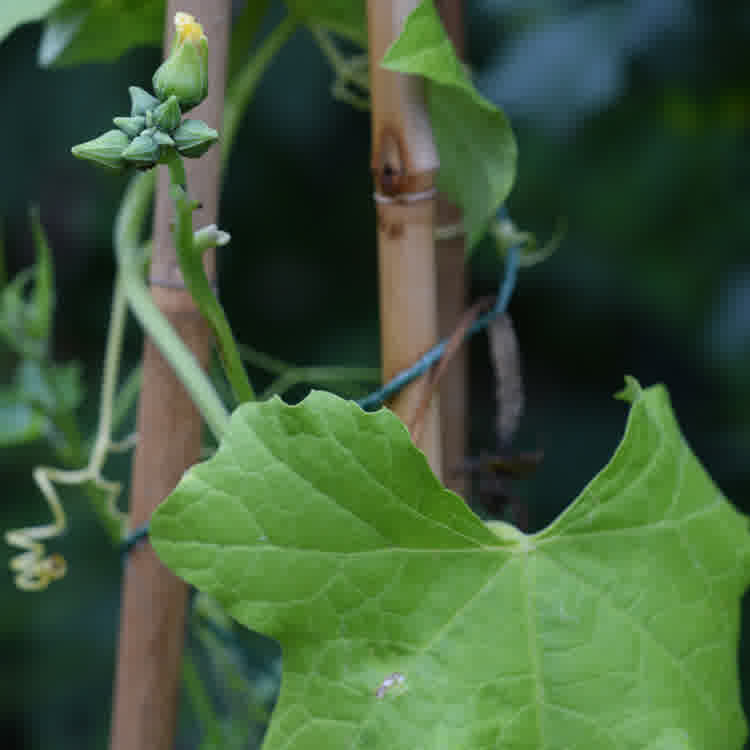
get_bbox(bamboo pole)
[367,0,443,477]
[435,0,467,496]
[109,2,231,749]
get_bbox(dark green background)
[1,0,748,747]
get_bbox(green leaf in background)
[227,0,272,80]
[284,0,366,46]
[16,359,83,415]
[38,0,163,68]
[382,0,517,249]
[0,390,47,446]
[0,0,62,47]
[28,206,54,345]
[0,209,55,360]
[152,380,750,750]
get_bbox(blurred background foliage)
[0,0,748,747]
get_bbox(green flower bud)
[129,86,160,117]
[121,133,160,167]
[153,130,175,147]
[151,95,182,133]
[152,12,208,112]
[71,129,129,170]
[113,115,145,138]
[173,118,218,158]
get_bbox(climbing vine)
[1,2,747,749]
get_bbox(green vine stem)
[110,14,303,435]
[110,364,142,431]
[166,151,254,404]
[115,169,230,440]
[237,344,380,400]
[5,273,133,590]
[6,14,305,590]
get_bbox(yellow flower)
[153,11,209,111]
[174,12,205,45]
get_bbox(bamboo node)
[375,129,405,194]
[373,187,437,205]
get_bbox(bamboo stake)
[367,0,443,477]
[109,2,231,749]
[435,0,467,496]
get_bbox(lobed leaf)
[153,379,749,750]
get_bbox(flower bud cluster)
[71,12,217,171]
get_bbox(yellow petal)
[174,11,205,44]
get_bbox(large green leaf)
[152,379,750,750]
[284,0,366,46]
[0,0,61,46]
[38,0,163,67]
[382,0,517,249]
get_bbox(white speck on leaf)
[375,672,405,699]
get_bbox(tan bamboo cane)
[109,2,231,748]
[367,0,443,477]
[435,0,468,497]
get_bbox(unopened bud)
[121,133,160,167]
[113,115,145,138]
[173,118,218,158]
[71,129,129,170]
[151,95,182,133]
[152,12,208,111]
[153,131,176,147]
[129,86,160,117]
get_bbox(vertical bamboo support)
[435,0,467,496]
[367,0,443,477]
[109,2,231,749]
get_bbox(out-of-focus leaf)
[16,360,83,415]
[0,390,47,446]
[0,210,54,359]
[0,0,62,47]
[476,1,693,133]
[47,361,84,414]
[38,0,163,68]
[0,269,37,358]
[228,0,272,80]
[28,206,54,345]
[284,0,366,46]
[16,360,55,412]
[383,0,517,248]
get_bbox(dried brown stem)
[409,297,492,449]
